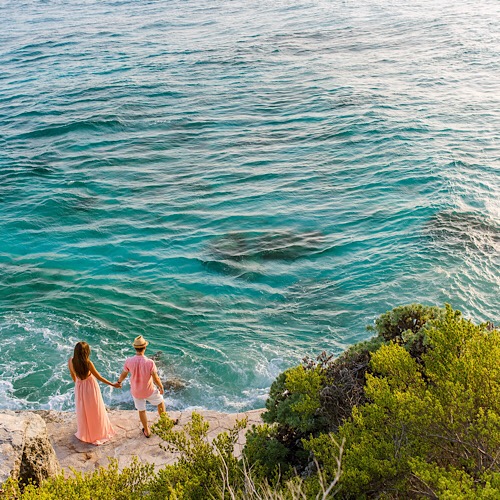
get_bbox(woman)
[68,341,118,445]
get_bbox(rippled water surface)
[0,0,499,411]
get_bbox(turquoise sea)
[0,0,498,412]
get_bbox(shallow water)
[0,0,499,411]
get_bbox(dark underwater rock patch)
[209,230,326,263]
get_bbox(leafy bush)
[247,303,445,480]
[0,458,155,500]
[150,411,342,499]
[369,303,443,356]
[256,364,327,473]
[150,412,246,499]
[246,303,500,498]
[305,304,500,498]
[318,337,384,433]
[243,423,291,480]
[264,365,325,433]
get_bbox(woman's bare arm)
[68,358,77,382]
[89,361,118,387]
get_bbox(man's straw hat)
[133,335,149,348]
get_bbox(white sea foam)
[0,380,27,410]
[43,392,74,411]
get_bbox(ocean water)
[0,0,498,412]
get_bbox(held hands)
[112,381,122,389]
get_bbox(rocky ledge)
[0,408,264,487]
[0,411,60,487]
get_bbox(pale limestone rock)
[0,411,60,487]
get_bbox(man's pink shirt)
[123,355,157,399]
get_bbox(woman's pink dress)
[74,374,115,445]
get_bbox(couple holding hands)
[68,335,168,444]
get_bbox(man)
[117,335,166,438]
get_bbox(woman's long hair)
[73,342,91,380]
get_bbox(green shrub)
[259,364,327,473]
[264,365,325,434]
[370,302,443,343]
[150,412,247,499]
[0,458,155,500]
[409,459,500,499]
[250,303,449,486]
[305,304,500,498]
[243,423,291,480]
[318,338,384,433]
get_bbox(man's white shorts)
[132,388,164,411]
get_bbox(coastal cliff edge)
[0,408,265,485]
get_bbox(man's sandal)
[142,428,150,438]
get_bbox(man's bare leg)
[139,410,150,437]
[157,401,165,415]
